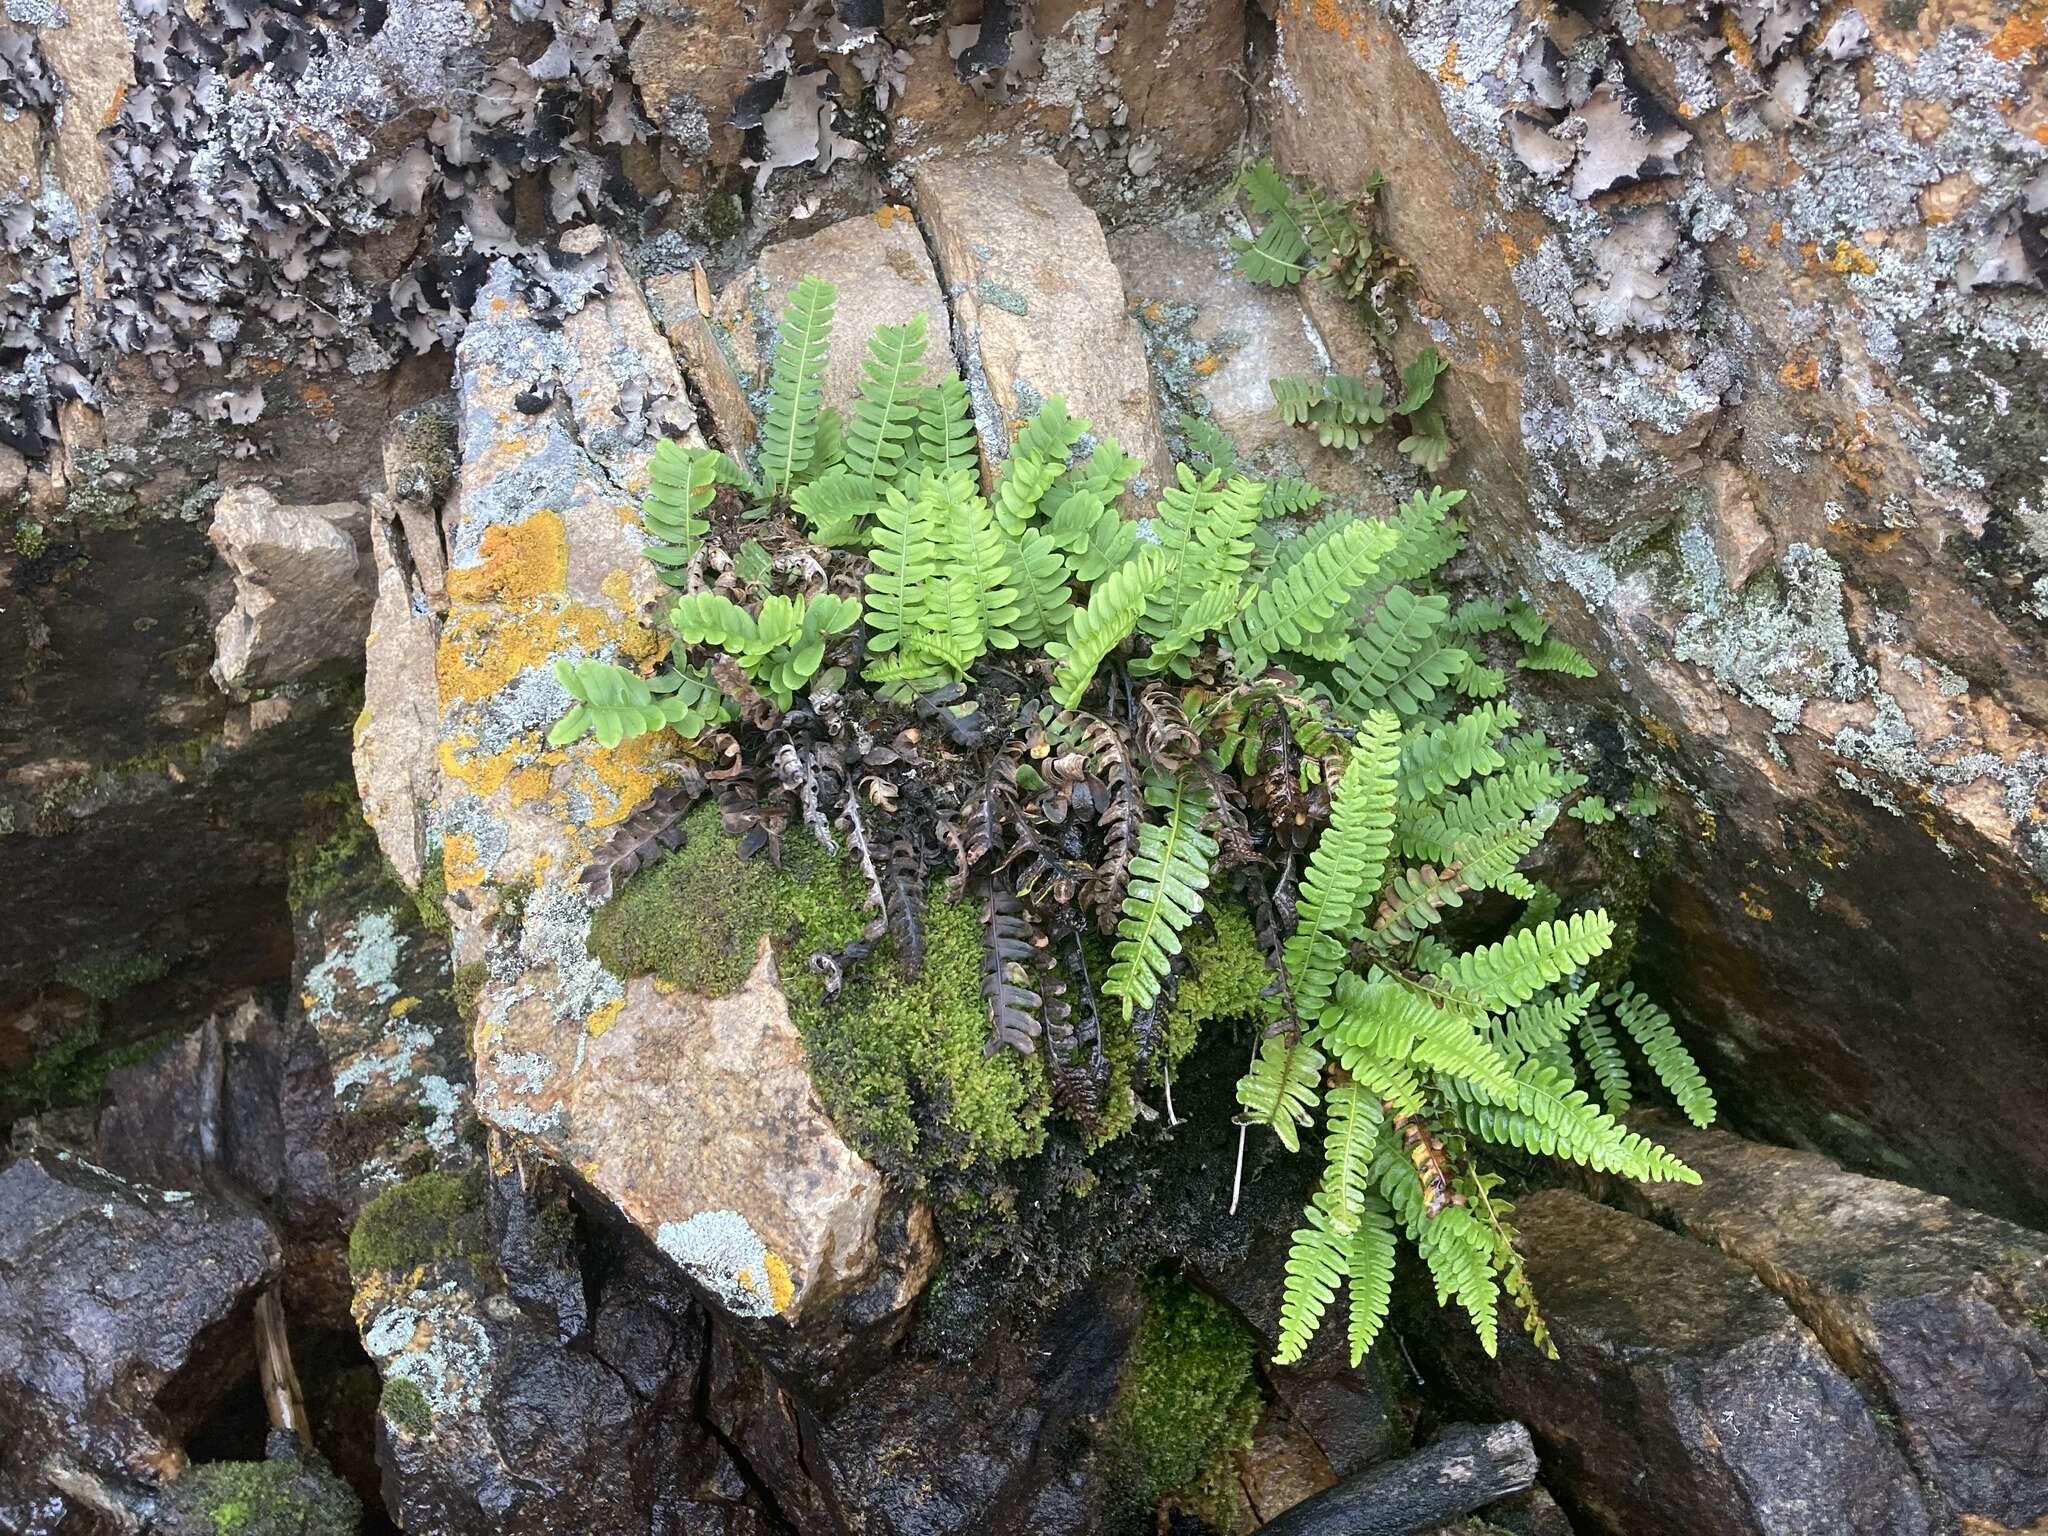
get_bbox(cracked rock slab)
[713,204,959,418]
[1616,1119,2048,1529]
[1414,1188,1931,1536]
[910,153,1172,494]
[355,502,444,889]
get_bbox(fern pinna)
[556,271,1712,1367]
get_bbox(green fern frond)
[1284,711,1401,1018]
[1322,1082,1385,1233]
[1143,465,1259,643]
[1451,598,1506,636]
[548,658,725,748]
[1276,1193,1347,1364]
[1226,518,1401,675]
[1504,600,1547,646]
[1237,1031,1325,1153]
[1607,982,1716,1126]
[1231,159,1311,287]
[1331,586,1452,716]
[1437,912,1616,1013]
[1129,582,1245,679]
[1376,486,1467,587]
[789,467,874,547]
[641,439,739,584]
[905,469,1019,674]
[759,275,837,495]
[918,373,978,476]
[1398,703,1521,801]
[1007,529,1074,650]
[1520,638,1598,678]
[1345,1194,1398,1365]
[1048,548,1169,710]
[1576,1004,1632,1116]
[845,312,928,492]
[1261,476,1325,519]
[1104,770,1218,1018]
[861,480,936,660]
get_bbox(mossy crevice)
[150,1441,361,1536]
[347,1170,491,1278]
[1100,1274,1263,1531]
[588,800,1050,1182]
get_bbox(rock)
[1612,1120,2048,1529]
[1411,1189,1931,1536]
[89,1012,228,1192]
[712,205,958,417]
[648,271,760,455]
[353,503,444,890]
[1261,0,2048,1223]
[0,1150,279,1527]
[1235,1409,1338,1524]
[911,154,1173,493]
[207,487,373,693]
[1107,220,1388,501]
[625,2,792,175]
[438,247,912,1334]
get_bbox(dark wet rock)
[1410,1189,1932,1536]
[1611,1118,2048,1529]
[0,1150,280,1531]
[151,1430,362,1535]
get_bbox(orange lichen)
[389,997,420,1018]
[1988,5,2045,62]
[1496,233,1522,267]
[1719,10,1755,70]
[1191,353,1223,376]
[442,831,485,890]
[301,383,334,419]
[1436,40,1463,83]
[1739,889,1773,921]
[1736,244,1763,269]
[873,205,914,230]
[1778,354,1820,390]
[447,511,570,606]
[584,999,625,1039]
[1824,240,1878,276]
[507,765,553,807]
[763,1252,796,1314]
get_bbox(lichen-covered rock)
[1261,0,2048,1223]
[1412,1189,1931,1536]
[353,501,445,890]
[713,205,959,416]
[1613,1119,2048,1529]
[0,1150,280,1531]
[911,153,1173,491]
[438,244,909,1334]
[207,486,373,693]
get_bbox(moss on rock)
[347,1170,490,1278]
[588,801,1049,1182]
[1160,905,1268,1074]
[1101,1274,1263,1528]
[378,1375,433,1438]
[150,1440,361,1536]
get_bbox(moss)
[55,944,168,1001]
[12,518,46,558]
[150,1446,361,1536]
[589,801,1049,1180]
[286,793,382,915]
[346,1170,490,1278]
[703,188,746,240]
[1,1016,184,1120]
[378,1376,433,1438]
[451,961,487,1020]
[1160,905,1268,1075]
[1101,1275,1263,1528]
[411,845,455,939]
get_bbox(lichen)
[1100,1274,1263,1529]
[346,1170,490,1278]
[588,801,1050,1180]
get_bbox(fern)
[1438,912,1616,1013]
[1230,159,1311,287]
[1048,548,1169,710]
[1237,1031,1324,1153]
[1143,465,1260,642]
[759,275,837,495]
[1226,518,1400,675]
[1520,638,1598,678]
[1283,712,1401,1019]
[1276,1193,1347,1363]
[549,658,726,747]
[845,312,928,491]
[641,440,741,584]
[1104,771,1217,1019]
[919,373,978,475]
[1607,983,1716,1126]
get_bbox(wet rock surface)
[0,1149,280,1531]
[1412,1188,1933,1536]
[1613,1118,2048,1529]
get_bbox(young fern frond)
[549,658,725,747]
[1231,159,1312,287]
[845,312,928,492]
[1047,548,1169,710]
[1006,530,1074,650]
[1344,1195,1398,1365]
[1104,771,1217,1019]
[1142,466,1260,643]
[1520,638,1598,678]
[789,467,873,547]
[641,439,737,583]
[759,275,837,495]
[1045,489,1137,583]
[1577,1004,1633,1116]
[862,479,935,661]
[1236,1032,1324,1153]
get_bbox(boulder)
[353,503,444,890]
[1614,1120,2048,1529]
[1411,1189,1932,1536]
[911,154,1173,493]
[1259,0,2048,1223]
[0,1150,280,1528]
[437,244,914,1333]
[712,204,959,416]
[208,487,373,693]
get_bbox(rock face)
[207,487,373,693]
[0,1150,280,1531]
[912,154,1174,490]
[1260,0,2048,1222]
[1614,1120,2048,1530]
[1415,1189,1932,1536]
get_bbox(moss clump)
[411,844,455,939]
[12,518,46,558]
[150,1443,361,1536]
[55,944,168,1001]
[451,961,487,1020]
[346,1170,490,1278]
[1160,905,1268,1075]
[286,795,382,915]
[703,188,746,240]
[589,801,1049,1180]
[1101,1275,1263,1529]
[378,1376,433,1438]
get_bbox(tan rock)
[713,205,958,416]
[649,270,759,454]
[438,246,911,1329]
[354,502,443,890]
[625,1,792,172]
[1234,1408,1338,1523]
[207,486,373,692]
[911,154,1172,494]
